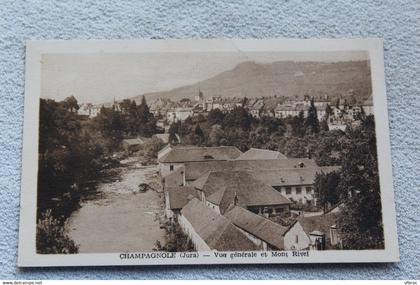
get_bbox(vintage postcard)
[18,39,399,266]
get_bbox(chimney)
[233,192,238,206]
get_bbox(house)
[178,158,339,205]
[153,133,180,144]
[224,206,310,250]
[236,148,287,160]
[158,145,242,177]
[248,99,264,118]
[250,166,340,205]
[293,211,342,250]
[78,103,100,118]
[189,171,292,216]
[122,138,145,153]
[182,158,319,183]
[165,186,200,220]
[166,107,193,123]
[162,167,185,189]
[179,198,258,251]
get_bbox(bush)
[154,222,195,252]
[36,210,79,254]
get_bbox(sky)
[41,51,369,104]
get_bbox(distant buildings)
[122,138,145,153]
[78,103,100,118]
[166,108,194,123]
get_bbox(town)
[79,91,374,133]
[71,90,375,252]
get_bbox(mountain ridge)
[127,60,372,104]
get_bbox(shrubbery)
[154,222,195,252]
[36,210,79,254]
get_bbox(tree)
[223,106,252,130]
[209,124,225,146]
[288,111,305,137]
[193,124,205,145]
[119,99,132,115]
[304,98,320,135]
[168,122,180,145]
[320,119,329,132]
[337,115,384,249]
[314,171,341,212]
[63,96,79,113]
[207,108,224,125]
[137,96,156,136]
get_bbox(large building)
[172,158,339,205]
[158,145,242,177]
[189,171,292,216]
[179,198,258,251]
[236,148,287,160]
[225,206,310,250]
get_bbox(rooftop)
[224,206,291,249]
[251,166,340,187]
[236,148,287,160]
[158,146,242,163]
[298,212,339,237]
[193,171,292,214]
[167,186,200,210]
[122,138,145,145]
[184,158,319,181]
[181,198,257,251]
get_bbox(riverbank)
[67,155,165,253]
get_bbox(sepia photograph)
[18,39,399,266]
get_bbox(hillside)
[129,60,372,103]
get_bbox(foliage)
[38,98,105,219]
[304,98,320,135]
[36,210,79,254]
[314,171,341,212]
[154,222,195,252]
[137,137,165,163]
[337,115,384,249]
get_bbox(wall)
[178,214,211,252]
[159,162,184,178]
[284,222,311,251]
[0,0,418,279]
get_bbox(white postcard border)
[18,38,399,267]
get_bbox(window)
[296,187,302,194]
[286,187,292,195]
[170,165,174,171]
[306,187,312,194]
[295,235,299,244]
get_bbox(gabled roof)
[184,158,319,181]
[298,212,339,237]
[251,166,340,187]
[181,198,257,251]
[236,148,287,160]
[197,171,292,214]
[158,146,242,163]
[122,138,145,145]
[167,186,200,210]
[163,166,185,186]
[224,206,290,249]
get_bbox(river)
[67,156,166,253]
